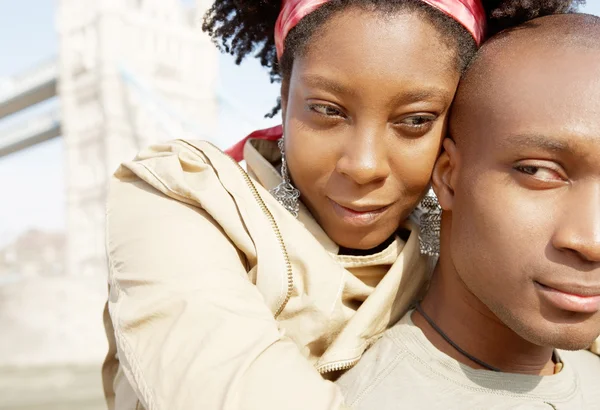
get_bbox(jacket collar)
[244,138,341,255]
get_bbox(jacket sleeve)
[106,174,348,410]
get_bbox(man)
[336,13,600,409]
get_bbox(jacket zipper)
[317,357,360,374]
[180,140,294,318]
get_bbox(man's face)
[446,41,600,350]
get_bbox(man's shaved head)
[433,12,600,352]
[451,13,600,149]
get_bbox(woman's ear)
[432,138,459,211]
[280,80,289,126]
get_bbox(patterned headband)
[274,0,487,58]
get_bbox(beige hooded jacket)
[101,138,432,410]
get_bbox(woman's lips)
[328,198,391,226]
[535,281,600,314]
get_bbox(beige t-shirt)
[337,311,600,409]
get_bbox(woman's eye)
[309,104,344,118]
[398,115,435,129]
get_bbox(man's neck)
[413,256,556,376]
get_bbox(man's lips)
[535,281,600,314]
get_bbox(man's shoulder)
[559,348,600,376]
[336,318,422,407]
[337,330,408,389]
[558,349,600,406]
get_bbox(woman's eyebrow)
[301,74,450,105]
[388,88,451,107]
[300,74,356,97]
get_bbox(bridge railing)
[0,107,61,157]
[0,59,58,120]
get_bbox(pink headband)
[226,0,487,161]
[275,0,486,58]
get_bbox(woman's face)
[282,8,461,250]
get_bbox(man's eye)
[517,165,539,175]
[514,165,564,181]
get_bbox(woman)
[102,1,579,409]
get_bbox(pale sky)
[0,0,279,245]
[0,1,599,246]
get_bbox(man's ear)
[432,138,459,211]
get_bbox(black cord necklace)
[415,302,501,372]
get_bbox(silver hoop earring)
[270,138,300,218]
[417,189,441,257]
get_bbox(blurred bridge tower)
[57,0,218,277]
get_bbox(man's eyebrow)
[500,133,579,155]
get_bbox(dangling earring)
[417,188,441,257]
[270,137,300,218]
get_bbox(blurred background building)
[0,0,278,408]
[0,1,599,409]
